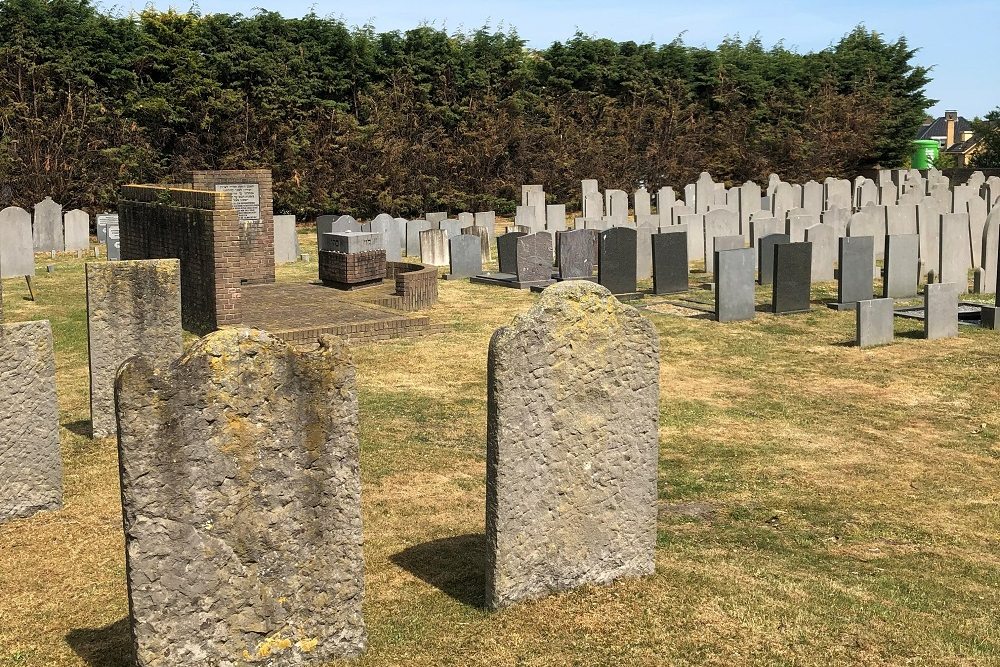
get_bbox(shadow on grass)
[63,419,93,438]
[391,533,486,609]
[66,617,131,667]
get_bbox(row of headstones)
[0,205,121,279]
[1,261,658,664]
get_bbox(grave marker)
[856,299,895,348]
[715,248,755,322]
[652,230,689,294]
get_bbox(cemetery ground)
[1,229,999,667]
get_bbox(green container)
[911,139,940,169]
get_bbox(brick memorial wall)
[118,185,242,332]
[190,169,275,285]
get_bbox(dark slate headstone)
[833,236,874,308]
[883,234,919,298]
[757,233,789,284]
[651,232,688,294]
[771,242,812,314]
[715,248,755,322]
[515,233,553,283]
[598,227,638,295]
[557,229,594,280]
[106,223,121,261]
[445,234,483,280]
[497,231,528,274]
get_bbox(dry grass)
[1,230,999,666]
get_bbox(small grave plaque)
[214,183,261,222]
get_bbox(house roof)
[915,115,973,141]
[943,135,981,154]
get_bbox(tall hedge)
[0,0,934,217]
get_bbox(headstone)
[445,235,483,280]
[33,197,63,252]
[273,214,299,264]
[96,213,118,244]
[497,232,528,274]
[0,207,35,278]
[462,225,492,263]
[802,181,823,213]
[825,178,852,210]
[771,242,812,314]
[924,283,959,339]
[656,187,676,219]
[715,248,755,322]
[703,209,739,274]
[885,204,918,236]
[804,224,835,281]
[939,213,971,288]
[711,235,744,274]
[581,180,599,217]
[917,199,944,273]
[458,211,475,226]
[737,181,762,240]
[598,227,638,295]
[64,209,90,251]
[695,172,715,213]
[419,229,449,267]
[857,179,879,207]
[116,329,367,663]
[856,299,894,348]
[883,235,920,298]
[757,233,789,285]
[652,230,688,294]
[515,205,541,233]
[678,214,705,262]
[426,212,448,225]
[406,220,432,257]
[978,208,999,293]
[634,188,651,217]
[684,183,696,209]
[515,233,554,283]
[486,281,658,609]
[106,222,121,261]
[787,213,820,244]
[474,211,497,245]
[86,260,184,439]
[848,207,886,261]
[822,207,850,238]
[369,216,402,262]
[771,182,795,221]
[0,320,61,522]
[833,236,874,309]
[606,190,628,224]
[967,195,988,268]
[669,205,693,227]
[557,229,595,280]
[439,219,464,239]
[546,204,567,233]
[636,222,656,281]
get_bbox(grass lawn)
[1,228,999,666]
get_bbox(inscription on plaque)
[215,183,261,221]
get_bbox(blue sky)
[114,0,999,119]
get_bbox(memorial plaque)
[757,233,789,285]
[652,232,688,294]
[598,227,638,295]
[771,242,812,314]
[215,183,261,222]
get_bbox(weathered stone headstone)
[486,281,658,609]
[584,192,604,220]
[757,233,789,285]
[419,229,450,267]
[474,211,497,244]
[883,235,919,298]
[802,180,823,213]
[804,224,835,281]
[462,224,492,263]
[445,235,483,280]
[669,204,693,227]
[786,213,819,244]
[678,213,705,262]
[498,231,528,274]
[822,207,850,238]
[924,283,959,339]
[556,229,595,280]
[856,299,894,348]
[967,195,988,268]
[458,211,475,226]
[831,236,875,310]
[406,220,432,257]
[426,211,448,225]
[33,197,64,252]
[86,260,184,439]
[715,248,755,322]
[0,206,35,278]
[771,242,812,313]
[939,213,971,288]
[737,181,762,240]
[0,320,61,522]
[116,329,366,663]
[636,222,656,281]
[978,208,999,293]
[848,207,886,261]
[651,230,688,294]
[695,172,715,214]
[634,188,651,218]
[581,180,600,216]
[886,204,918,237]
[656,187,676,219]
[825,178,852,210]
[703,209,739,274]
[438,219,463,240]
[273,215,299,264]
[515,233,554,283]
[606,190,629,224]
[64,209,90,252]
[771,182,795,221]
[546,204,567,234]
[598,227,638,295]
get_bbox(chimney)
[945,110,957,149]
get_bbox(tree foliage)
[0,0,935,216]
[970,108,1000,168]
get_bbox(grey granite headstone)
[598,226,638,295]
[86,260,184,439]
[546,204,567,233]
[474,211,497,245]
[462,224,491,263]
[715,248,755,322]
[106,223,121,261]
[832,236,875,309]
[457,211,474,226]
[584,192,604,220]
[497,231,528,274]
[652,231,688,294]
[419,228,449,267]
[486,281,658,609]
[711,235,744,275]
[406,220,432,257]
[96,213,117,244]
[678,213,705,262]
[33,197,63,252]
[64,209,90,252]
[704,209,739,273]
[273,214,299,264]
[979,207,999,293]
[0,206,35,278]
[606,190,629,224]
[805,224,835,281]
[771,242,812,314]
[939,213,971,287]
[924,283,959,339]
[557,229,595,280]
[115,329,366,664]
[445,234,483,280]
[695,172,715,213]
[0,320,61,522]
[515,233,553,282]
[440,219,464,239]
[426,211,448,225]
[883,234,919,298]
[636,222,656,280]
[856,299,894,348]
[757,233,789,285]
